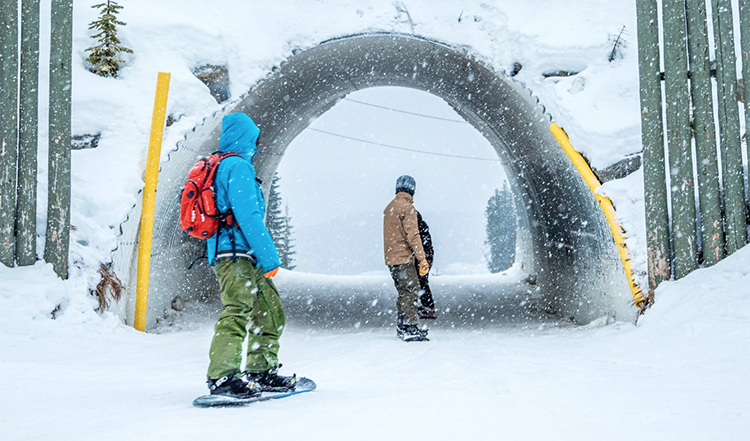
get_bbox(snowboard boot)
[244,365,297,393]
[418,306,437,320]
[397,323,429,342]
[207,370,261,399]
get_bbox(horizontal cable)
[307,127,500,162]
[343,98,469,124]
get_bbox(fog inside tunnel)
[276,86,513,276]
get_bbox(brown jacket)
[383,192,426,266]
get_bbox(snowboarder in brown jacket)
[383,175,430,341]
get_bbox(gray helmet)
[395,175,416,196]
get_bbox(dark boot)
[245,365,297,392]
[397,323,429,342]
[207,370,261,398]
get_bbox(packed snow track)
[113,33,633,329]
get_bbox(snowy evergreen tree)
[266,174,285,247]
[266,174,296,270]
[485,182,517,273]
[85,1,133,78]
[278,204,297,270]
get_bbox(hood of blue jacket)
[219,113,259,161]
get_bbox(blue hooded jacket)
[206,113,281,272]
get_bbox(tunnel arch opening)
[275,85,514,276]
[114,32,634,330]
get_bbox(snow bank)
[0,262,120,335]
[641,244,750,335]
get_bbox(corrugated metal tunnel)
[113,33,634,330]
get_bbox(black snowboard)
[401,335,430,342]
[193,377,316,408]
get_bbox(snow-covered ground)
[2,246,749,440]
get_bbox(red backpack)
[180,152,240,239]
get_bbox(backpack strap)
[212,151,243,263]
[188,251,207,270]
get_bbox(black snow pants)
[415,261,434,310]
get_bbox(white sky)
[276,87,509,275]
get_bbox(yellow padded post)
[134,72,171,332]
[549,123,647,310]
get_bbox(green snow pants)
[388,262,420,325]
[207,258,286,380]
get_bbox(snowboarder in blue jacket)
[205,113,296,398]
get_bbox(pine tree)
[485,182,517,273]
[265,174,296,270]
[279,204,296,270]
[85,1,133,78]
[266,174,285,245]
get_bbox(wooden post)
[712,0,747,255]
[16,0,41,267]
[663,0,698,279]
[685,0,723,265]
[0,0,19,267]
[739,0,750,204]
[637,0,671,294]
[45,0,73,279]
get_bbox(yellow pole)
[549,123,647,310]
[134,72,171,331]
